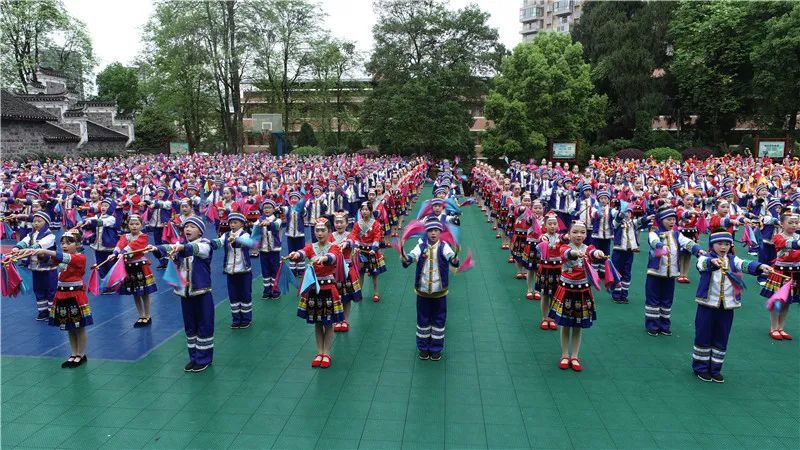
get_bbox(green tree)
[140,0,219,153]
[248,0,327,142]
[669,1,792,144]
[0,0,95,94]
[572,1,677,139]
[362,0,503,158]
[483,33,606,162]
[96,62,140,114]
[296,122,317,146]
[750,2,800,142]
[132,107,176,152]
[307,38,363,149]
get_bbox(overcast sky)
[63,0,521,73]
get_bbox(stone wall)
[78,140,127,154]
[0,121,74,159]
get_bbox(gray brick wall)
[0,121,74,159]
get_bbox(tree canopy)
[482,32,607,162]
[361,0,504,158]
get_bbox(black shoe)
[238,322,251,329]
[619,298,629,304]
[696,373,713,382]
[73,355,87,367]
[647,330,659,337]
[711,374,725,383]
[140,318,152,327]
[430,352,442,361]
[612,298,623,304]
[157,263,167,270]
[192,363,210,372]
[36,311,49,321]
[660,330,672,336]
[62,356,77,368]
[418,351,430,360]
[262,292,271,300]
[184,361,196,372]
[230,323,240,329]
[133,318,145,328]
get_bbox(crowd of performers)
[1,154,432,371]
[471,155,797,383]
[2,152,798,384]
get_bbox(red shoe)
[320,354,331,369]
[333,323,342,332]
[495,233,501,238]
[770,330,783,340]
[391,232,398,238]
[558,357,570,370]
[341,322,350,332]
[539,320,549,330]
[676,276,690,284]
[373,294,380,302]
[507,257,515,264]
[570,358,583,372]
[311,354,323,367]
[549,320,558,330]
[526,292,535,300]
[515,273,525,279]
[534,292,542,300]
[779,330,793,340]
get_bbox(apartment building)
[520,0,583,41]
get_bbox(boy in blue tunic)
[692,230,773,383]
[401,216,460,361]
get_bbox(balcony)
[521,20,542,34]
[554,1,573,15]
[556,23,571,33]
[519,5,544,21]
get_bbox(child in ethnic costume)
[156,217,215,372]
[524,199,544,300]
[349,201,387,302]
[510,195,533,281]
[332,211,362,332]
[284,191,306,274]
[676,192,700,283]
[401,216,460,361]
[288,218,344,369]
[211,213,255,328]
[645,206,703,337]
[11,211,57,320]
[80,198,118,279]
[549,220,607,372]
[610,203,652,304]
[693,230,772,383]
[257,200,282,299]
[536,213,562,330]
[112,214,158,327]
[760,209,800,340]
[34,231,93,368]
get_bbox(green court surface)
[2,186,799,449]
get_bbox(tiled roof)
[77,100,116,108]
[86,120,128,142]
[37,67,68,78]
[64,109,85,118]
[15,93,69,102]
[42,123,81,142]
[1,90,58,122]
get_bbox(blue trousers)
[757,243,776,283]
[692,306,733,376]
[593,238,611,274]
[611,250,634,300]
[287,236,306,272]
[227,272,253,325]
[259,251,281,298]
[181,292,214,365]
[416,295,447,353]
[32,270,57,313]
[645,275,675,332]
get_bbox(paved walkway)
[2,186,798,449]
